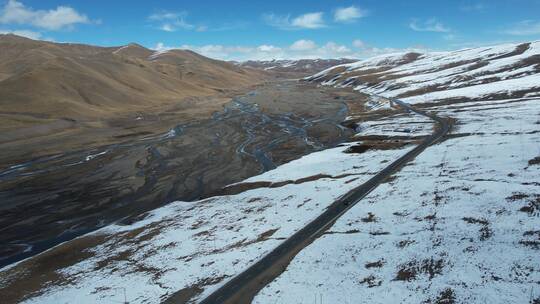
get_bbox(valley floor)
[0,81,358,268]
[1,92,538,304]
[2,89,539,304]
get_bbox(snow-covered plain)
[351,109,434,138]
[254,97,540,304]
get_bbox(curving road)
[198,97,451,304]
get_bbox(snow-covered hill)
[239,58,356,76]
[259,40,540,304]
[306,41,540,104]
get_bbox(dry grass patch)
[528,156,540,166]
[395,258,445,281]
[359,275,382,288]
[0,235,107,303]
[365,260,385,269]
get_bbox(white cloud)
[320,42,351,55]
[154,42,167,51]
[0,28,41,39]
[149,11,243,32]
[151,39,424,62]
[32,6,89,30]
[352,39,365,48]
[148,11,196,31]
[196,25,208,32]
[290,39,317,51]
[160,24,176,32]
[262,13,289,29]
[350,40,429,60]
[257,44,282,52]
[409,18,451,33]
[501,20,540,36]
[148,12,182,21]
[291,12,325,29]
[460,3,486,12]
[153,43,270,61]
[263,12,325,30]
[447,39,519,49]
[334,6,367,23]
[443,33,457,41]
[0,0,90,30]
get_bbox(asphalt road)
[198,98,451,304]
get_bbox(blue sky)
[1,0,540,60]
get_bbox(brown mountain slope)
[0,34,264,122]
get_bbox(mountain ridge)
[237,58,357,77]
[305,40,540,104]
[0,34,265,124]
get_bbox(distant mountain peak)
[126,42,148,49]
[113,43,152,57]
[239,58,357,76]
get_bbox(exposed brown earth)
[0,234,108,303]
[219,172,364,196]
